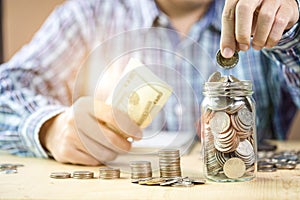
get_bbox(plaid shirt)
[0,0,299,158]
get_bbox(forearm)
[0,85,66,157]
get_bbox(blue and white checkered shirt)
[0,0,299,158]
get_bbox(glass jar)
[201,80,257,182]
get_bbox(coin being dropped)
[216,49,239,69]
[223,158,246,179]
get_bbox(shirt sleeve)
[0,0,97,157]
[262,2,300,108]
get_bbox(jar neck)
[203,81,253,97]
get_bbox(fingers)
[93,99,142,140]
[73,105,133,154]
[264,6,290,48]
[220,0,239,58]
[61,148,101,166]
[76,130,119,163]
[235,0,262,51]
[221,0,299,54]
[252,0,280,50]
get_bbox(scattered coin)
[216,49,239,69]
[0,163,24,174]
[258,150,299,172]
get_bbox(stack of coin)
[158,149,181,178]
[130,161,152,179]
[72,171,94,179]
[99,168,120,179]
[50,172,71,179]
[202,72,256,180]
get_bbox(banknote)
[106,58,173,129]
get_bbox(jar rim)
[203,80,253,96]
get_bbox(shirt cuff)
[19,105,67,158]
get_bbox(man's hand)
[40,96,142,165]
[220,0,299,58]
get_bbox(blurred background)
[0,0,298,139]
[0,0,64,62]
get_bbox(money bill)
[106,58,172,129]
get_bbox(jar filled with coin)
[200,71,257,182]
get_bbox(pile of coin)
[130,161,152,179]
[202,72,256,181]
[0,163,24,174]
[158,149,182,178]
[99,168,120,179]
[258,150,300,172]
[131,176,205,187]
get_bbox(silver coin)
[228,75,240,82]
[0,169,18,174]
[258,167,277,172]
[208,71,222,82]
[209,111,231,134]
[50,172,71,179]
[216,49,239,69]
[237,107,253,127]
[171,181,194,187]
[72,171,94,179]
[160,178,180,186]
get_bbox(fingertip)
[221,47,235,58]
[238,43,249,51]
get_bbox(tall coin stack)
[130,161,152,179]
[158,149,182,178]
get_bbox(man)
[0,0,299,165]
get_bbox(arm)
[0,0,94,157]
[0,0,142,165]
[220,0,300,107]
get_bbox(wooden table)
[1,140,300,200]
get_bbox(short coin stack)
[50,172,72,179]
[158,149,181,178]
[99,168,120,179]
[72,171,94,179]
[130,161,152,179]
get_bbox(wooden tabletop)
[1,140,300,200]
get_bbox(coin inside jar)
[223,157,246,179]
[216,49,239,69]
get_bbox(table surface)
[1,140,300,200]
